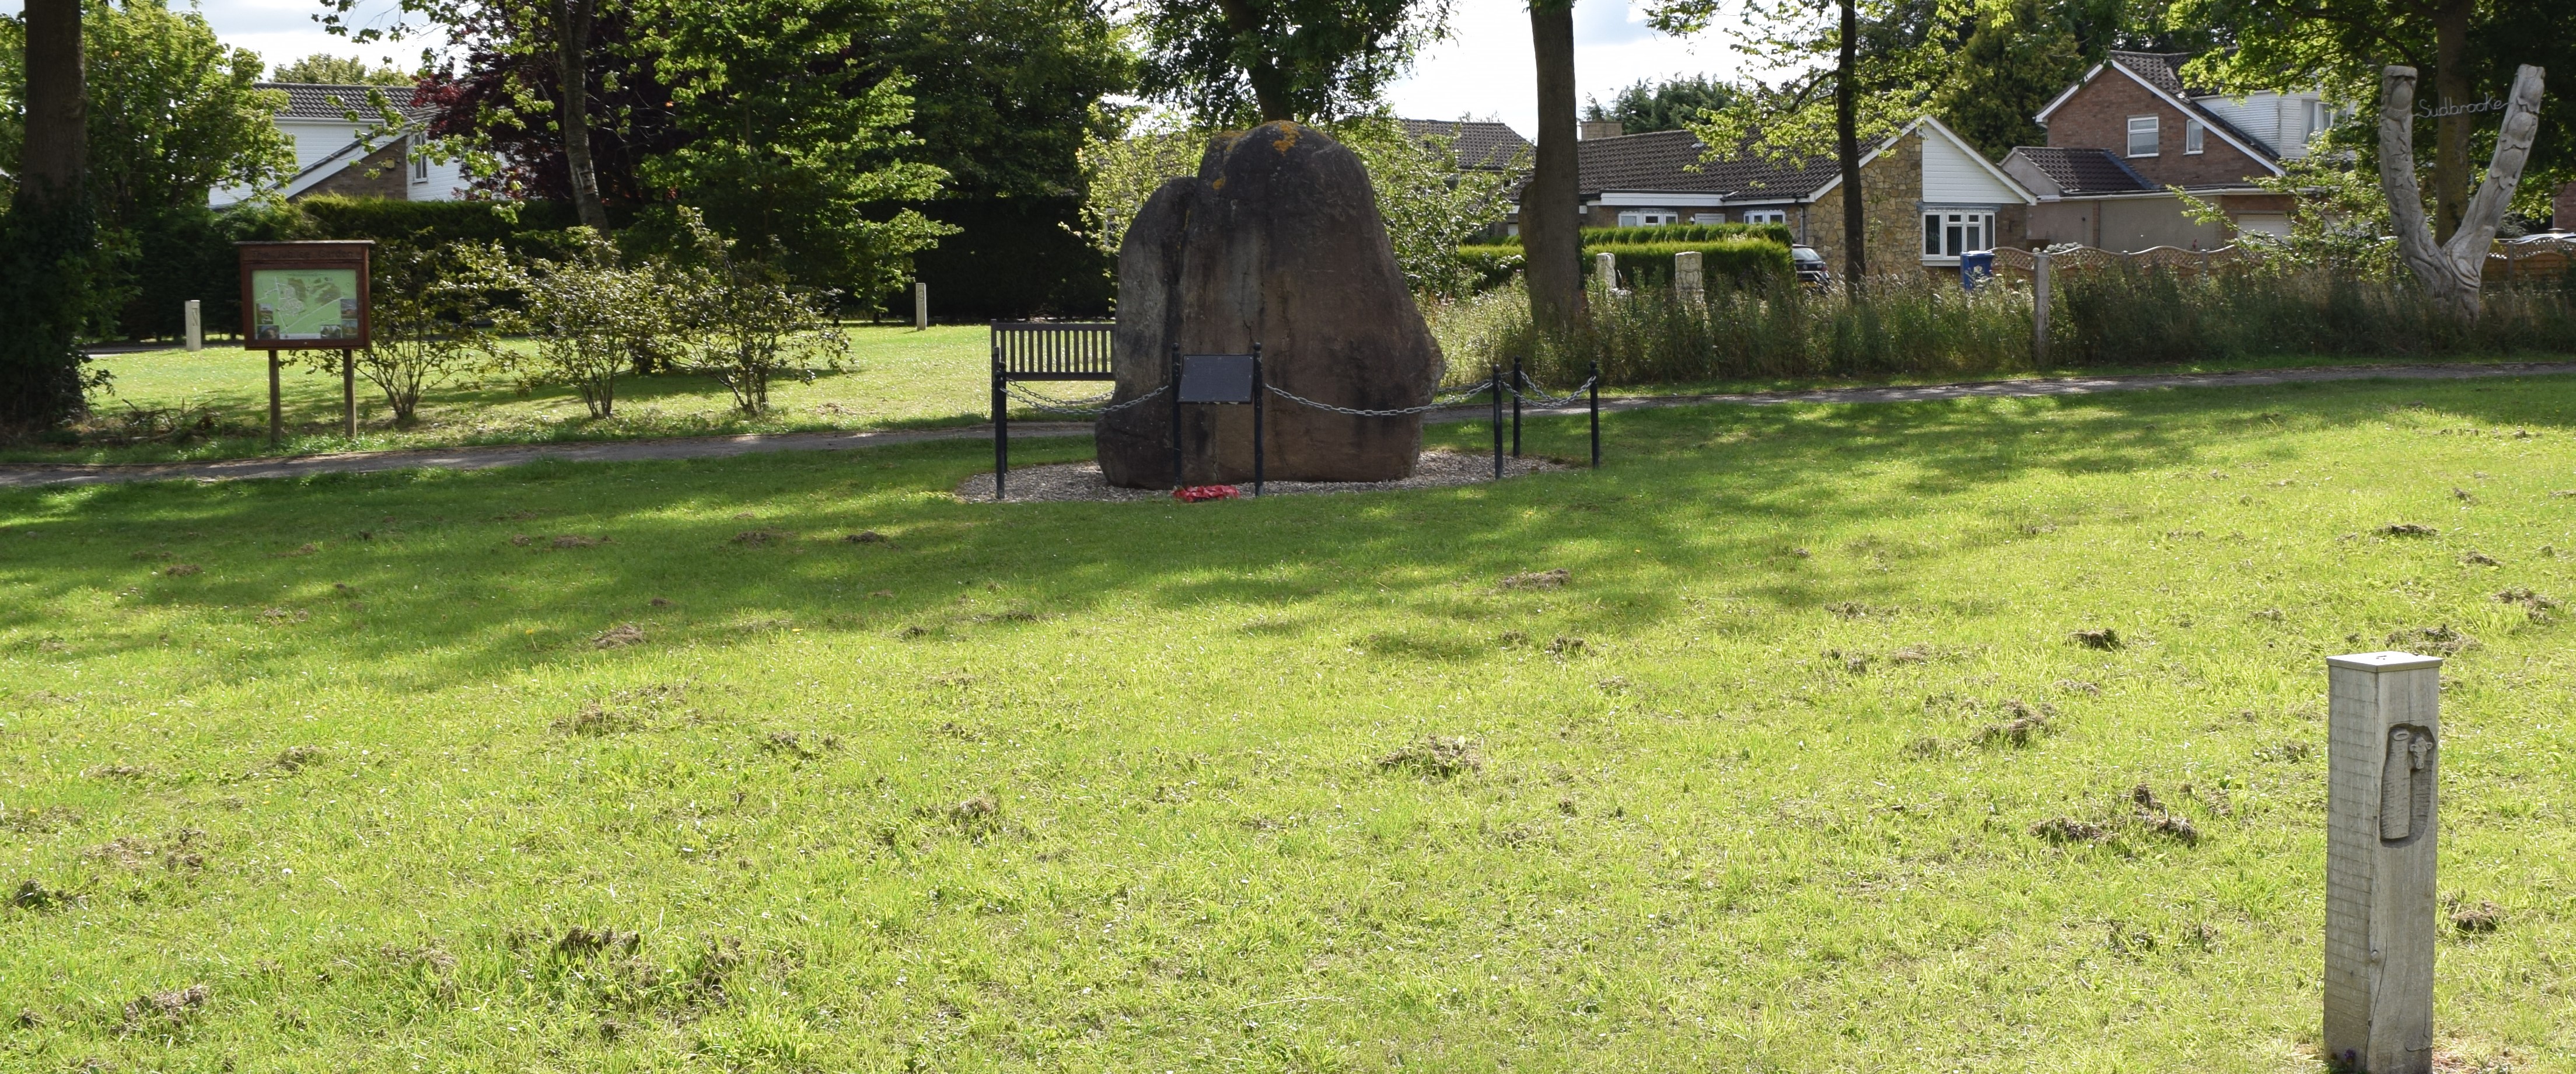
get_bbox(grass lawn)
[3,376,2572,1071]
[20,325,1000,465]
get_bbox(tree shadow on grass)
[2,376,2570,678]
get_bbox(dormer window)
[2184,118,2204,154]
[2127,116,2159,157]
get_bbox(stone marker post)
[1594,251,1617,293]
[913,281,928,331]
[2031,252,2051,371]
[1673,250,1704,305]
[2325,650,2442,1074]
[184,299,203,351]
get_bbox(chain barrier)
[1262,382,1492,417]
[1003,382,1167,417]
[1509,371,1599,407]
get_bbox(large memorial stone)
[1097,122,1444,486]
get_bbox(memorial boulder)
[1097,123,1444,486]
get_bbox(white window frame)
[1740,209,1788,225]
[2184,118,2204,155]
[2308,100,2337,142]
[2127,116,2160,157]
[1921,208,1997,263]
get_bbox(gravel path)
[5,360,2570,489]
[953,449,1570,503]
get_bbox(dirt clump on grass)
[554,926,642,958]
[2451,899,2504,934]
[845,530,892,545]
[2386,624,2477,655]
[1500,568,1569,590]
[1974,700,2057,747]
[2030,817,2107,844]
[2460,550,2501,567]
[2,806,82,834]
[1377,735,1483,777]
[118,984,209,1035]
[2068,627,2120,650]
[761,731,838,759]
[2494,588,2560,619]
[274,745,326,772]
[160,563,202,577]
[550,535,602,550]
[1889,644,1932,664]
[592,623,647,650]
[2381,522,2439,538]
[12,879,75,911]
[729,530,789,547]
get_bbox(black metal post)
[1168,345,1184,490]
[1490,365,1504,481]
[1510,355,1522,457]
[1251,344,1265,496]
[991,340,1008,501]
[1589,360,1601,469]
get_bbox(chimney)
[1580,120,1624,141]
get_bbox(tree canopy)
[272,53,417,85]
[1584,75,1735,135]
[1133,0,1453,125]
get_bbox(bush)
[1582,239,1793,289]
[1458,245,1527,291]
[668,208,848,414]
[1428,270,2576,388]
[462,232,670,419]
[343,246,501,424]
[899,196,1112,321]
[1488,222,1795,247]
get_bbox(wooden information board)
[237,240,375,442]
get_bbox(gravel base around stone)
[955,449,1570,503]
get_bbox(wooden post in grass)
[2325,650,2442,1074]
[2032,250,2051,371]
[184,300,202,351]
[1674,250,1704,305]
[1594,251,1617,294]
[341,349,357,439]
[267,350,282,447]
[913,281,928,331]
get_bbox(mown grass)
[17,325,998,465]
[2,377,2572,1072]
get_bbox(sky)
[8,0,1749,141]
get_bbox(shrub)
[344,246,501,424]
[1488,222,1795,247]
[463,231,669,419]
[667,208,848,414]
[1458,245,1527,291]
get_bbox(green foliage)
[463,231,671,419]
[0,197,111,430]
[2172,158,2397,278]
[1651,0,1951,167]
[858,0,1133,198]
[295,196,588,253]
[1435,270,2576,385]
[348,246,503,424]
[1582,74,1735,135]
[666,208,849,415]
[113,199,310,340]
[903,196,1113,321]
[1935,0,2087,159]
[1457,243,1526,291]
[270,53,416,86]
[1133,0,1454,124]
[1080,117,1522,300]
[638,0,955,310]
[1490,222,1796,247]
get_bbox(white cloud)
[1383,0,1749,138]
[0,0,427,76]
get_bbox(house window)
[2127,116,2159,156]
[1741,209,1787,224]
[413,154,430,180]
[1617,209,1683,227]
[1921,211,1996,260]
[1691,212,1726,225]
[2184,119,2204,154]
[2307,100,2338,141]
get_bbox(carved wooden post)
[184,299,203,351]
[913,281,929,331]
[2325,650,2442,1074]
[1594,250,1617,294]
[2378,64,2547,322]
[2032,250,2051,371]
[1673,249,1704,305]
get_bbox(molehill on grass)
[1096,123,1443,487]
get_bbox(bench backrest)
[992,322,1116,381]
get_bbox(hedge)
[1584,239,1793,288]
[1490,222,1796,247]
[894,196,1112,322]
[1459,238,1791,293]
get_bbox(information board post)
[237,240,373,447]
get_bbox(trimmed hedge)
[1491,222,1795,247]
[1584,239,1792,288]
[896,196,1113,321]
[1459,245,1528,291]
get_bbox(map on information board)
[250,268,362,341]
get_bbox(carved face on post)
[2379,725,2435,844]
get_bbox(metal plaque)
[1177,354,1258,403]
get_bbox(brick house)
[1532,114,2035,280]
[2002,52,2322,250]
[210,83,469,206]
[1402,118,1533,240]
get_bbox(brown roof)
[1399,119,1533,172]
[260,83,434,124]
[2107,52,2197,97]
[1574,128,1836,201]
[2010,147,2155,194]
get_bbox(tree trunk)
[1525,2,1585,332]
[1214,0,1294,123]
[2378,64,2547,323]
[2430,0,2473,243]
[20,0,85,204]
[551,0,610,231]
[1836,0,1866,298]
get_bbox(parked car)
[1790,245,1831,287]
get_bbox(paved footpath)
[6,360,2571,489]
